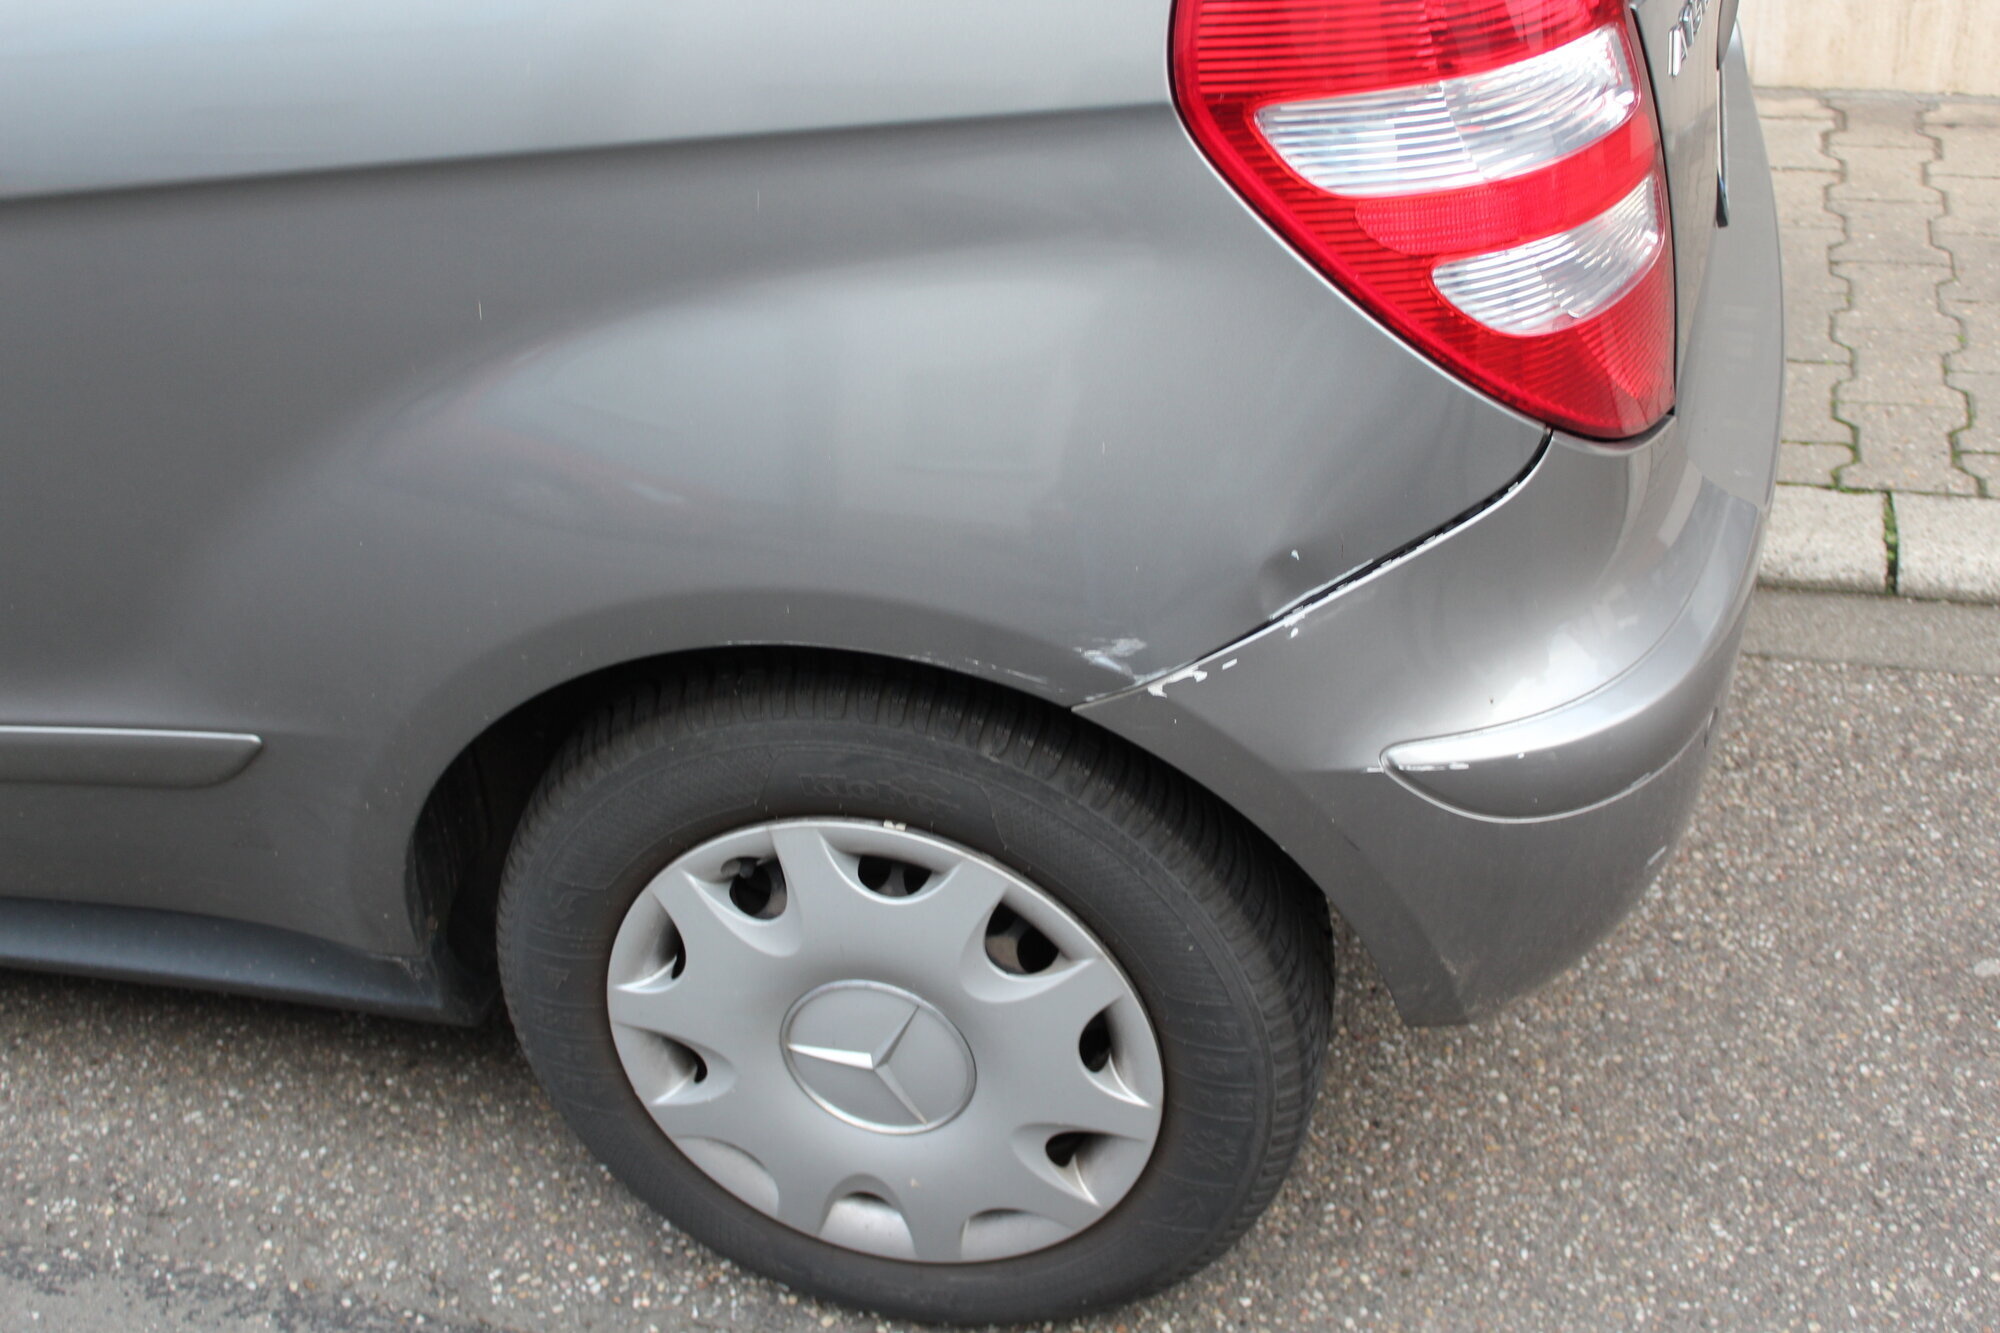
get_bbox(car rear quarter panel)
[0,2,1541,960]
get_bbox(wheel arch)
[403,644,1345,1007]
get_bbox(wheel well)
[407,646,1336,989]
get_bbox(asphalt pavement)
[2,591,1996,1332]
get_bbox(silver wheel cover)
[605,819,1165,1263]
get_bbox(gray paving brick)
[1757,91,1836,122]
[1934,175,2000,237]
[1826,96,1932,149]
[1778,228,1848,293]
[1946,299,2000,374]
[1836,258,1953,309]
[1829,202,1952,265]
[1762,118,1839,171]
[1926,102,2000,128]
[1783,361,1851,441]
[1961,453,1999,494]
[1785,283,1851,364]
[1759,486,1886,592]
[1828,146,1938,204]
[1835,256,1955,317]
[1930,125,2000,179]
[1832,265,1959,342]
[1842,402,1979,494]
[1772,170,1843,223]
[1777,442,1853,486]
[1933,235,2000,301]
[1951,372,2000,452]
[1895,495,2000,600]
[1838,350,1964,407]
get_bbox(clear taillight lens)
[1173,0,1674,439]
[1253,27,1639,198]
[1435,177,1665,335]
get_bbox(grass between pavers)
[1883,492,1901,592]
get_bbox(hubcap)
[781,981,975,1134]
[605,819,1164,1263]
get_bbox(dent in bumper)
[1380,489,1751,824]
[1078,432,1763,1025]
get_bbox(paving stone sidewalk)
[1757,89,2000,602]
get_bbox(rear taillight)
[1172,0,1674,439]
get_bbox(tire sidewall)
[501,711,1288,1324]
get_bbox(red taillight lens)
[1172,0,1674,439]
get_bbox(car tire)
[496,655,1332,1325]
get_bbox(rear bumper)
[1077,47,1782,1024]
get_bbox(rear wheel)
[497,657,1331,1324]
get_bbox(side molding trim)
[0,725,262,788]
[0,898,492,1026]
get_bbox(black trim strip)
[0,898,492,1025]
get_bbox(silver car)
[0,0,1778,1322]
